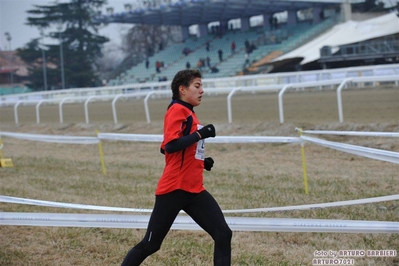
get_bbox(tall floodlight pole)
[5,32,11,50]
[42,49,47,90]
[40,31,48,91]
[58,24,66,89]
[4,32,14,85]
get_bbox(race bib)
[195,125,205,160]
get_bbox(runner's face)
[180,77,204,106]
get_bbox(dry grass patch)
[0,86,398,265]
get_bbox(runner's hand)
[197,124,216,139]
[204,157,214,171]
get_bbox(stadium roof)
[272,12,399,65]
[94,0,347,26]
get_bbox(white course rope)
[300,135,399,164]
[97,133,163,142]
[0,131,99,145]
[0,195,152,213]
[300,129,399,137]
[0,212,398,233]
[222,194,399,213]
[97,133,301,144]
[1,194,398,214]
[1,131,301,144]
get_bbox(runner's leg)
[184,190,232,266]
[121,191,183,266]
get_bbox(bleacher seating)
[0,86,31,95]
[109,17,338,84]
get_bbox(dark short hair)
[171,69,202,100]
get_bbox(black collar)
[170,99,194,111]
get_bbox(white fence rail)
[277,75,399,124]
[2,64,398,105]
[2,64,399,125]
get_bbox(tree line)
[17,0,179,91]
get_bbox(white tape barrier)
[1,131,301,144]
[0,131,99,145]
[208,136,301,143]
[97,133,301,144]
[222,194,399,214]
[97,133,163,142]
[300,130,399,138]
[1,194,398,214]
[301,135,399,164]
[0,195,152,213]
[1,212,398,233]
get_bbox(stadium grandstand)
[91,0,399,85]
[0,0,397,94]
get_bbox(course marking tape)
[1,131,301,144]
[299,129,399,138]
[300,135,399,164]
[1,194,398,214]
[97,133,302,143]
[0,131,99,144]
[1,212,398,233]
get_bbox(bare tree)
[105,24,181,79]
[122,24,182,61]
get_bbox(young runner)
[121,69,232,266]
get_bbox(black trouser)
[121,190,232,266]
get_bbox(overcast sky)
[0,0,131,51]
[1,0,398,51]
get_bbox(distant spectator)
[217,26,223,38]
[210,65,219,73]
[197,59,204,70]
[182,47,191,56]
[244,54,250,67]
[145,59,149,69]
[218,49,223,62]
[156,61,161,73]
[186,61,191,69]
[273,16,278,29]
[245,46,250,55]
[231,41,236,54]
[269,15,274,30]
[205,41,210,52]
[206,56,211,68]
[245,39,250,50]
[319,10,325,20]
[147,46,154,57]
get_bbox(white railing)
[2,64,398,106]
[7,74,398,125]
[2,65,399,125]
[277,75,399,124]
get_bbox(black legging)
[121,190,232,266]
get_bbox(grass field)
[0,86,398,265]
